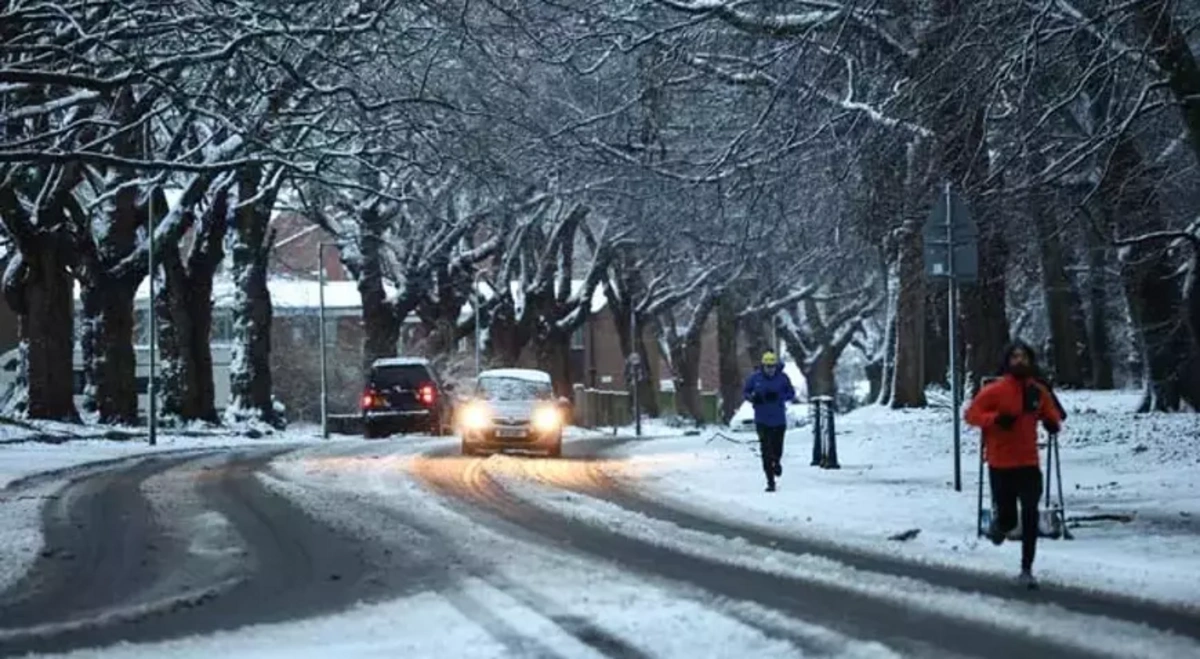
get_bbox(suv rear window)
[370,365,433,389]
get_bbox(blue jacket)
[743,368,796,428]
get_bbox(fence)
[572,385,721,428]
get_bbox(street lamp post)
[147,190,158,446]
[318,242,329,439]
[473,271,482,376]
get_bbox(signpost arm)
[946,182,962,492]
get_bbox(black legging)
[756,424,785,481]
[990,466,1043,571]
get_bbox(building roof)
[75,277,609,319]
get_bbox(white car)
[458,369,567,457]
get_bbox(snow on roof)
[477,368,552,383]
[371,357,430,368]
[459,280,608,323]
[76,277,607,319]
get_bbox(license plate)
[496,428,526,438]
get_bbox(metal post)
[318,243,329,439]
[147,186,157,446]
[631,306,641,437]
[946,181,962,491]
[474,272,481,377]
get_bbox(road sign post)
[924,183,978,492]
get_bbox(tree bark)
[1084,217,1116,389]
[1133,0,1200,168]
[8,237,78,421]
[1033,206,1086,387]
[535,330,572,399]
[716,291,742,423]
[157,190,227,424]
[667,336,703,424]
[227,166,282,427]
[803,351,837,399]
[1103,137,1197,411]
[78,278,138,423]
[891,216,927,407]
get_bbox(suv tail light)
[361,389,382,410]
[418,383,436,407]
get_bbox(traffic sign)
[923,187,979,283]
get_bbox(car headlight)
[460,403,492,431]
[531,405,562,433]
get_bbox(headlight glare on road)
[531,405,561,433]
[460,403,492,431]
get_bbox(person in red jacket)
[965,341,1064,589]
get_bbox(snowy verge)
[606,390,1200,609]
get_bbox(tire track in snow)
[571,448,1200,643]
[264,448,654,659]
[412,451,1111,659]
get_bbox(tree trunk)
[1103,137,1196,410]
[803,350,837,399]
[878,264,898,405]
[227,167,282,427]
[12,238,77,421]
[717,292,742,423]
[536,331,572,399]
[1084,210,1116,389]
[864,356,883,405]
[668,337,703,424]
[1032,189,1087,387]
[78,277,138,424]
[892,217,927,407]
[356,208,404,372]
[924,285,949,387]
[158,246,221,424]
[1133,0,1200,168]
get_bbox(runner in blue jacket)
[743,352,796,492]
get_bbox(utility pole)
[318,243,329,439]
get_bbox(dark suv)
[361,357,453,438]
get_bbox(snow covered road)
[0,434,1197,658]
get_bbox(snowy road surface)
[0,436,1196,658]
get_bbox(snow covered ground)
[606,390,1200,608]
[0,427,334,595]
[38,436,893,659]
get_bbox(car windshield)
[371,365,432,389]
[477,377,552,401]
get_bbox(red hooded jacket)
[965,374,1062,469]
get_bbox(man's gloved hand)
[995,413,1017,430]
[1043,419,1060,434]
[750,393,764,405]
[763,391,779,403]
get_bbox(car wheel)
[364,422,386,439]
